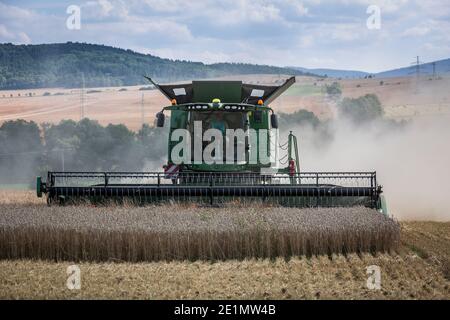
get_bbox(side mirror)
[271,113,278,129]
[156,112,165,127]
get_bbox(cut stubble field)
[0,191,448,299]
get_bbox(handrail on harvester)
[36,171,382,210]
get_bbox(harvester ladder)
[288,131,300,183]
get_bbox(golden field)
[0,222,448,299]
[0,191,448,299]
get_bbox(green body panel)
[193,81,242,103]
[168,109,189,163]
[36,176,42,197]
[249,109,271,168]
[166,103,274,172]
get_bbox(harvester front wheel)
[36,176,42,198]
[377,195,389,216]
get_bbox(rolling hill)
[0,42,311,90]
[289,66,369,79]
[290,58,450,79]
[375,58,450,78]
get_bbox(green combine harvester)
[37,76,387,213]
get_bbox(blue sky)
[0,0,449,72]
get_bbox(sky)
[0,0,449,73]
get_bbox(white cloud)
[329,24,362,41]
[414,0,450,19]
[400,20,450,40]
[86,18,192,42]
[296,2,309,15]
[285,0,309,16]
[0,2,34,21]
[17,32,31,44]
[0,3,43,44]
[140,0,285,25]
[371,0,409,13]
[298,34,314,48]
[210,1,283,25]
[402,26,430,37]
[0,23,31,44]
[84,0,129,19]
[98,0,114,16]
[423,42,450,56]
[252,3,281,22]
[333,0,409,12]
[0,0,449,71]
[141,0,196,13]
[0,24,14,39]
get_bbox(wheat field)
[0,191,448,299]
[0,202,399,262]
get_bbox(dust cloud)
[142,158,165,172]
[291,115,450,221]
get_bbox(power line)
[141,92,145,127]
[410,56,424,79]
[80,72,85,120]
[409,56,425,93]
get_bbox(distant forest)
[0,42,310,90]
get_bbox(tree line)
[0,119,168,186]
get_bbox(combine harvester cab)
[37,76,388,214]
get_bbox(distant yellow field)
[2,75,449,130]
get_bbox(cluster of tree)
[325,82,342,99]
[0,42,310,90]
[278,109,333,148]
[338,94,384,123]
[0,119,168,186]
[0,120,42,185]
[278,110,321,128]
[278,94,393,130]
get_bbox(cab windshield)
[187,111,248,163]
